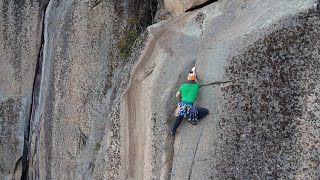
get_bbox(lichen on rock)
[221,9,320,179]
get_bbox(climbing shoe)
[187,117,197,125]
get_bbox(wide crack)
[21,0,50,179]
[186,0,219,12]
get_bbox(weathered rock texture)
[1,0,320,179]
[0,0,44,179]
[27,0,155,179]
[123,0,320,179]
[220,10,320,180]
[154,0,172,22]
[164,0,214,16]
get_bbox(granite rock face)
[0,0,44,179]
[1,0,320,179]
[164,0,213,16]
[154,0,172,22]
[27,0,153,179]
[123,0,320,179]
[220,10,320,179]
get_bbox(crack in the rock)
[21,0,50,179]
[78,127,88,151]
[188,130,203,180]
[91,0,102,10]
[186,0,219,12]
[198,158,209,162]
[14,157,23,179]
[200,80,232,88]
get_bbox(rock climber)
[170,67,209,135]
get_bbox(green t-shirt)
[179,81,200,103]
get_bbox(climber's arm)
[191,67,197,81]
[176,91,182,99]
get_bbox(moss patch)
[95,142,101,151]
[116,29,139,60]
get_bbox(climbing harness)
[174,103,198,125]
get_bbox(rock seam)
[21,0,51,179]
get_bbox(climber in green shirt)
[170,67,209,135]
[178,80,199,103]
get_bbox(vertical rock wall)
[123,0,320,179]
[220,7,320,180]
[164,0,215,16]
[27,0,155,179]
[1,0,319,179]
[32,1,126,179]
[0,0,43,179]
[121,13,205,179]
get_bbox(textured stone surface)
[1,0,320,179]
[221,11,320,180]
[27,0,153,179]
[154,0,172,22]
[164,0,212,16]
[31,1,128,179]
[0,0,43,179]
[123,0,320,179]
